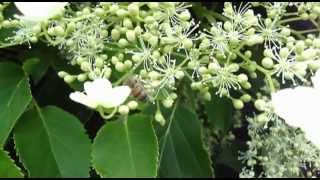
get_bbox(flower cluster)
[2,2,320,177]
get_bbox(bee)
[124,76,149,101]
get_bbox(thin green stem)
[235,51,275,93]
[98,107,118,120]
[279,17,303,24]
[159,99,179,165]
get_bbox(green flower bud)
[229,63,240,72]
[77,74,87,82]
[58,71,68,78]
[155,109,166,126]
[233,99,244,110]
[254,99,266,111]
[81,62,91,72]
[183,38,193,49]
[64,75,75,83]
[32,24,42,34]
[66,22,76,33]
[279,47,289,59]
[261,57,274,69]
[124,60,133,69]
[127,100,138,110]
[54,25,65,37]
[123,18,133,29]
[242,82,252,89]
[238,73,248,83]
[126,30,136,42]
[95,57,104,68]
[118,38,129,47]
[116,9,128,17]
[162,98,174,108]
[174,70,185,80]
[30,36,38,43]
[203,92,211,101]
[128,3,139,16]
[148,36,158,47]
[95,8,105,17]
[115,62,125,72]
[240,94,251,103]
[118,105,130,115]
[111,28,121,40]
[179,10,191,21]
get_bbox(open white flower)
[14,2,68,22]
[70,78,131,109]
[271,70,320,147]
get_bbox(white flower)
[271,70,320,147]
[69,78,131,109]
[14,2,68,22]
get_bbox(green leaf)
[13,106,91,178]
[205,94,234,134]
[22,57,50,84]
[0,149,23,178]
[92,114,158,177]
[0,62,32,146]
[157,103,213,178]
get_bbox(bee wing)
[271,87,320,128]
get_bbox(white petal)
[303,127,320,148]
[312,69,320,90]
[15,2,67,20]
[271,87,320,128]
[84,78,112,103]
[69,92,97,109]
[101,86,131,109]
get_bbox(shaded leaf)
[157,103,213,177]
[92,114,158,177]
[0,149,23,178]
[14,106,91,177]
[0,62,32,146]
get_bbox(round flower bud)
[280,27,291,37]
[148,2,159,9]
[261,57,274,69]
[47,27,55,36]
[58,71,68,78]
[242,82,252,89]
[132,54,142,63]
[126,30,136,42]
[118,38,129,47]
[232,99,244,110]
[301,48,316,61]
[116,9,128,17]
[240,94,251,103]
[118,105,130,115]
[279,47,289,59]
[128,3,139,16]
[162,98,174,108]
[208,62,220,72]
[123,18,133,29]
[223,21,232,32]
[295,40,305,54]
[77,74,87,82]
[81,62,91,72]
[179,10,191,21]
[66,22,76,34]
[111,28,121,40]
[198,66,208,75]
[183,38,193,49]
[111,56,119,64]
[148,36,158,47]
[263,48,273,58]
[127,100,138,110]
[95,8,105,17]
[149,71,160,80]
[95,57,104,68]
[174,70,185,80]
[244,50,252,58]
[155,110,166,126]
[257,113,269,123]
[203,92,211,101]
[115,62,125,72]
[237,73,248,83]
[30,36,38,43]
[254,99,266,111]
[54,25,65,37]
[124,60,133,69]
[144,16,155,24]
[64,75,75,83]
[229,63,240,72]
[32,24,42,34]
